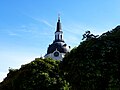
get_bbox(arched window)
[57,35,59,40]
[61,35,62,40]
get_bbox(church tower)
[44,17,70,60]
[54,16,63,42]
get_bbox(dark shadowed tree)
[60,26,120,90]
[82,31,99,40]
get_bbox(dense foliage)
[60,26,120,90]
[0,58,69,90]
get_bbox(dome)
[47,41,70,54]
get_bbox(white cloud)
[17,19,54,37]
[8,31,20,36]
[19,25,37,33]
[24,14,54,28]
[41,19,54,28]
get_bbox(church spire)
[56,14,62,32]
[54,16,64,42]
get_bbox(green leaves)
[60,26,120,90]
[0,58,69,90]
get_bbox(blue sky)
[0,0,120,81]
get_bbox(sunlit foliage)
[0,58,70,90]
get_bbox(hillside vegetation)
[1,26,120,90]
[60,26,120,90]
[0,58,69,90]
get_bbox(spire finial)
[56,13,61,32]
[58,13,60,21]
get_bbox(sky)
[0,0,120,82]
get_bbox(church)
[44,17,70,60]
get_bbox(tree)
[60,26,120,90]
[0,58,70,90]
[82,31,99,40]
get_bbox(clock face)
[54,52,59,57]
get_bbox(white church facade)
[44,17,70,60]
